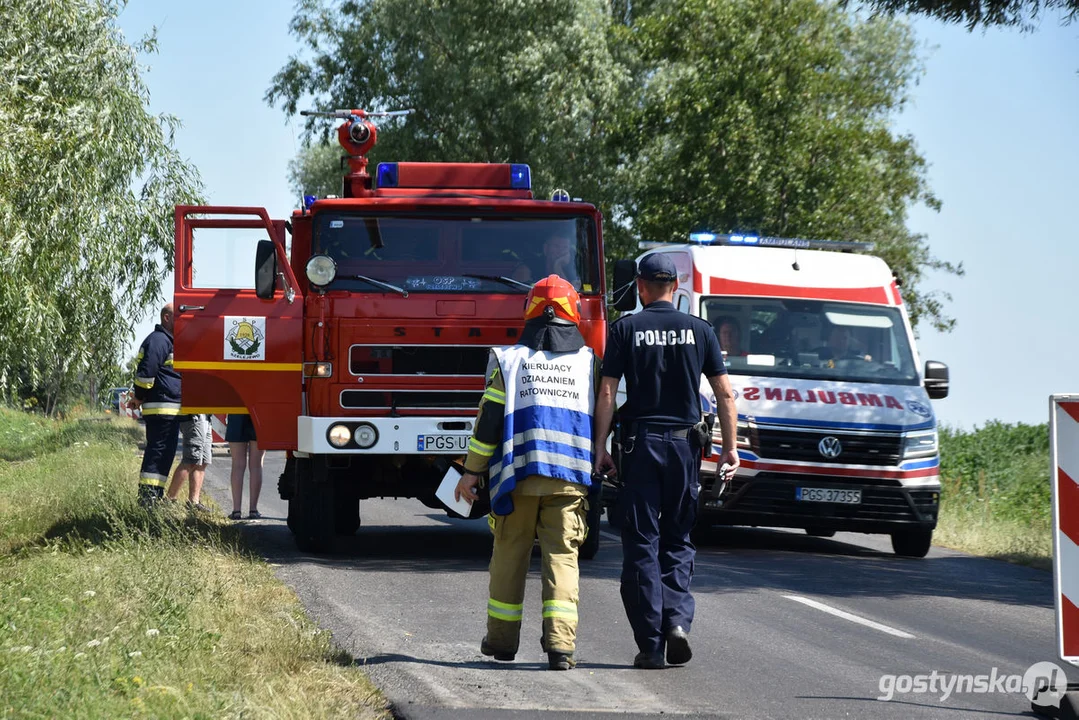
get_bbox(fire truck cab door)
[173,206,302,450]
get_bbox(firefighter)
[128,303,183,505]
[455,274,597,671]
[593,254,739,669]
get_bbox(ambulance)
[609,233,949,557]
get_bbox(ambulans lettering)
[742,386,905,410]
[634,328,697,347]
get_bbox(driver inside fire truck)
[512,233,580,286]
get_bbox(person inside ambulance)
[454,274,598,671]
[715,317,745,357]
[818,324,872,363]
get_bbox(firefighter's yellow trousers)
[485,481,587,655]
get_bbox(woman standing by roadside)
[226,413,265,520]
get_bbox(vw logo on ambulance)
[818,436,843,459]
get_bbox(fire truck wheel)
[890,528,933,558]
[334,481,362,536]
[292,457,335,553]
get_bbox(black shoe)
[480,637,515,662]
[633,651,665,669]
[665,626,692,665]
[548,652,575,671]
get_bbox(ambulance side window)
[675,293,690,314]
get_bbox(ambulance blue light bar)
[687,231,874,252]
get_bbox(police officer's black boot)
[665,626,692,665]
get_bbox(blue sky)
[118,2,1077,430]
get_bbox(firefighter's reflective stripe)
[134,376,156,389]
[487,598,523,622]
[469,437,498,458]
[164,353,174,367]
[141,402,182,416]
[488,345,594,515]
[483,386,506,405]
[139,472,168,487]
[542,599,578,621]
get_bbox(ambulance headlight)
[306,254,337,287]
[327,424,351,448]
[901,430,938,459]
[354,423,377,448]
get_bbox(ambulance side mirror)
[255,240,277,300]
[611,260,638,312]
[924,360,949,400]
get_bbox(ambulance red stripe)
[708,277,893,305]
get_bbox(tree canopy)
[269,0,962,331]
[848,0,1077,29]
[0,0,202,413]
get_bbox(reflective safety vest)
[489,345,595,515]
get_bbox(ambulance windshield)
[311,212,600,294]
[700,297,920,385]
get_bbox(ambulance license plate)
[796,487,862,504]
[417,434,470,452]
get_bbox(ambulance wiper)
[338,274,409,298]
[463,274,531,292]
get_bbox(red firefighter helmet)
[524,274,582,325]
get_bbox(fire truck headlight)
[306,254,337,287]
[327,424,352,448]
[354,423,377,449]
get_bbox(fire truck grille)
[754,427,903,466]
[340,390,483,411]
[349,345,490,377]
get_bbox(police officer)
[456,275,597,671]
[594,253,739,669]
[128,303,183,505]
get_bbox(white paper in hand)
[436,465,473,517]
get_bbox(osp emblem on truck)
[224,316,266,361]
[818,436,843,459]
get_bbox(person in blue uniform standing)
[594,253,739,669]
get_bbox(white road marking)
[783,594,916,639]
[599,530,620,542]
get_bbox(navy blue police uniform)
[600,253,726,662]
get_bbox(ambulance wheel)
[1062,690,1079,720]
[579,493,603,561]
[292,457,335,553]
[891,528,932,558]
[805,528,836,538]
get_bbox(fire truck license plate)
[417,434,470,452]
[795,487,862,504]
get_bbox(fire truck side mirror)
[255,240,277,300]
[611,259,638,312]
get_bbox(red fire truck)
[172,110,608,554]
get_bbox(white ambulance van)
[609,233,949,557]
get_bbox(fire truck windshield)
[312,213,600,294]
[701,297,921,385]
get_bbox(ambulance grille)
[754,427,902,466]
[349,345,489,377]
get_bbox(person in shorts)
[166,414,212,511]
[226,414,265,520]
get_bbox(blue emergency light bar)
[687,231,874,252]
[509,164,531,190]
[377,163,400,188]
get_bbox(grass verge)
[936,421,1052,570]
[0,407,390,718]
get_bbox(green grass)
[936,421,1052,569]
[0,407,390,718]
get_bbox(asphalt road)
[202,452,1076,719]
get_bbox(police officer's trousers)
[618,430,699,655]
[486,479,587,655]
[139,414,180,501]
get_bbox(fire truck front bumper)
[296,416,475,455]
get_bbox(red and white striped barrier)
[210,414,228,444]
[1050,395,1079,668]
